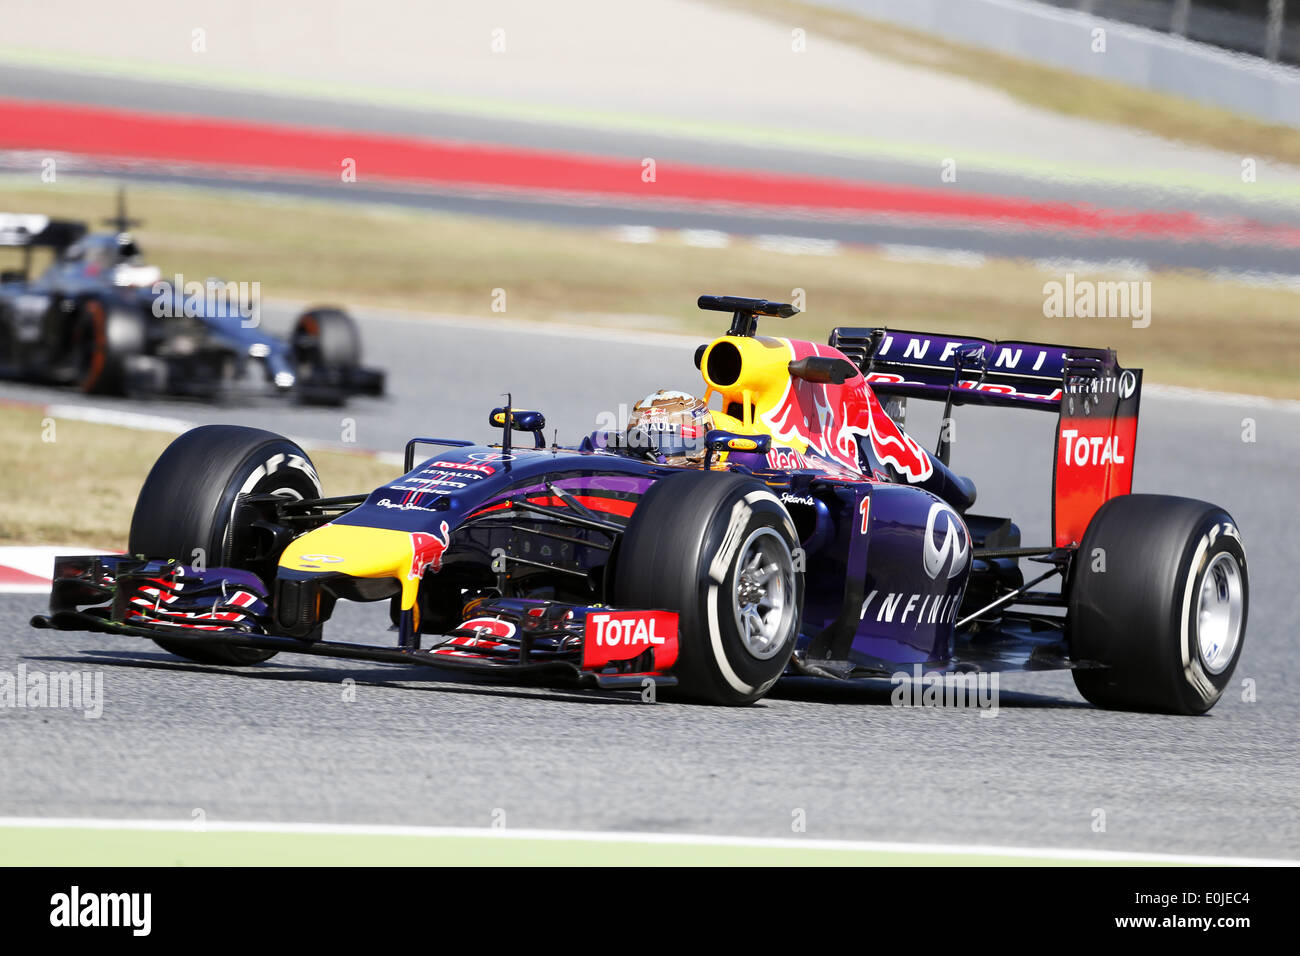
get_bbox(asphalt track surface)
[3,63,1300,274]
[1,305,1297,857]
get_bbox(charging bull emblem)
[409,522,451,580]
[762,340,933,482]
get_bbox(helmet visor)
[627,421,707,459]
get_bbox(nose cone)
[279,522,451,610]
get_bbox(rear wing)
[829,327,1141,548]
[0,214,86,250]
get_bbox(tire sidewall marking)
[702,488,801,696]
[222,450,322,565]
[1178,520,1246,705]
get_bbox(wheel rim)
[226,484,305,574]
[1195,552,1244,675]
[730,527,796,660]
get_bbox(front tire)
[1068,494,1248,715]
[292,307,363,404]
[613,471,803,705]
[129,425,323,665]
[71,299,146,395]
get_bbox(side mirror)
[489,407,547,448]
[705,430,772,454]
[703,429,771,468]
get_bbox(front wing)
[31,555,678,691]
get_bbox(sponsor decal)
[434,615,518,657]
[458,616,516,639]
[780,493,816,507]
[401,472,469,489]
[297,554,343,564]
[1064,369,1137,400]
[865,372,904,385]
[875,334,1059,373]
[1053,411,1138,547]
[922,501,970,580]
[582,610,679,671]
[957,380,1063,402]
[767,447,809,470]
[409,522,451,580]
[429,460,496,475]
[1060,430,1126,467]
[859,589,963,627]
[376,497,439,513]
[419,467,485,483]
[870,371,1062,403]
[469,452,515,462]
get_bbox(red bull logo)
[409,522,451,580]
[761,340,933,482]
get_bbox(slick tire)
[129,425,323,665]
[613,470,803,705]
[72,299,146,395]
[1068,494,1248,715]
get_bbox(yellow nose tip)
[278,522,451,610]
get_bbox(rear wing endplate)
[0,214,86,249]
[830,327,1142,548]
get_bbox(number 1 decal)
[859,496,871,534]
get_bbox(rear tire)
[1068,494,1248,715]
[613,470,803,705]
[129,425,323,665]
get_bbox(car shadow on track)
[18,651,1092,711]
[767,676,1093,710]
[22,650,645,707]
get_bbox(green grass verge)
[0,404,396,549]
[4,178,1297,400]
[0,825,1164,866]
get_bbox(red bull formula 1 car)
[32,296,1248,713]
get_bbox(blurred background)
[1044,1,1296,65]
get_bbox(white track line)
[1142,384,1300,412]
[0,817,1293,865]
[44,404,197,434]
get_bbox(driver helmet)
[626,389,713,463]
